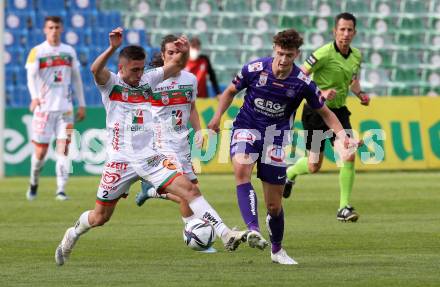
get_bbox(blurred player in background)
[55,28,249,266]
[25,16,86,201]
[208,29,361,265]
[185,37,222,98]
[135,34,211,248]
[283,12,370,222]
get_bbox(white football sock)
[188,196,229,239]
[182,215,196,224]
[30,154,44,185]
[74,211,91,236]
[56,154,70,193]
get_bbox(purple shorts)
[230,129,287,185]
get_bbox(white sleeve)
[72,65,86,107]
[95,72,117,108]
[142,67,164,90]
[191,75,198,102]
[26,65,39,100]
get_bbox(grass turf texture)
[0,172,439,287]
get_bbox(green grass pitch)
[0,172,439,287]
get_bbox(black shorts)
[302,104,353,152]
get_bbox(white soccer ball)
[183,218,216,251]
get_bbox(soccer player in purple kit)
[208,29,361,265]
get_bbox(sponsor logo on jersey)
[286,89,296,98]
[272,82,284,88]
[105,162,128,170]
[172,110,183,129]
[112,122,120,151]
[248,61,263,72]
[306,54,318,66]
[254,98,286,115]
[256,71,268,87]
[132,109,144,124]
[163,159,177,170]
[102,171,121,184]
[53,70,63,82]
[161,92,169,105]
[147,154,166,167]
[179,84,193,89]
[233,130,257,143]
[269,146,285,163]
[184,90,193,101]
[297,71,312,84]
[122,88,129,101]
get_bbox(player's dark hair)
[118,45,146,61]
[149,52,163,68]
[149,34,179,67]
[273,29,303,50]
[335,12,357,28]
[44,16,63,25]
[161,34,179,53]
[189,37,201,48]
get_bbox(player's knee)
[266,204,282,216]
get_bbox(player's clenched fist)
[109,27,123,49]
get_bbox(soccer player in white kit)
[135,35,202,218]
[25,16,86,201]
[54,28,249,266]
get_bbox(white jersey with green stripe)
[150,71,197,153]
[303,42,362,109]
[96,68,164,161]
[25,41,80,112]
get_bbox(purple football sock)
[236,182,259,231]
[266,208,284,254]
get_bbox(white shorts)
[31,110,74,144]
[96,154,182,205]
[162,151,197,182]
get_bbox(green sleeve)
[303,45,328,74]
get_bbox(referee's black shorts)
[302,104,353,153]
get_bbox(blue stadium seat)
[5,10,34,30]
[89,28,111,49]
[36,0,66,12]
[124,29,147,46]
[69,0,97,11]
[95,11,122,28]
[63,28,91,46]
[4,29,27,47]
[66,10,96,29]
[6,0,34,11]
[26,28,45,48]
[6,46,26,66]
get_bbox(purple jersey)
[232,57,324,143]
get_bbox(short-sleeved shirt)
[96,68,164,161]
[303,42,362,109]
[25,41,80,112]
[150,70,198,153]
[232,57,324,145]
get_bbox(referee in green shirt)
[284,12,370,222]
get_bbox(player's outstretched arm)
[163,35,190,80]
[91,27,123,85]
[316,105,361,151]
[207,84,238,133]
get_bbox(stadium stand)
[4,0,440,106]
